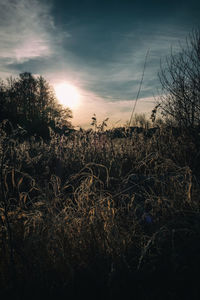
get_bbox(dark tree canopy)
[159,29,200,130]
[0,72,72,138]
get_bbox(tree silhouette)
[159,29,200,130]
[0,73,72,138]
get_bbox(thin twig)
[129,49,150,126]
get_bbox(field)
[0,120,200,299]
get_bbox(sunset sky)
[0,0,200,128]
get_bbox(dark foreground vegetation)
[0,119,200,300]
[1,29,200,299]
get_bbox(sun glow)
[55,82,80,109]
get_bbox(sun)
[54,82,80,109]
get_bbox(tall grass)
[0,119,200,299]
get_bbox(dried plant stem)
[129,49,150,127]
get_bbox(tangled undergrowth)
[0,120,200,299]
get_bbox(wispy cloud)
[0,0,198,127]
[53,23,187,103]
[0,0,57,76]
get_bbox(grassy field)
[0,120,200,299]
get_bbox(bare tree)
[158,29,200,129]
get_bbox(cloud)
[0,0,58,77]
[1,0,198,128]
[52,23,187,105]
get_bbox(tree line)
[0,72,72,139]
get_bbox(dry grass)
[0,120,200,299]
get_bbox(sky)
[0,0,200,128]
